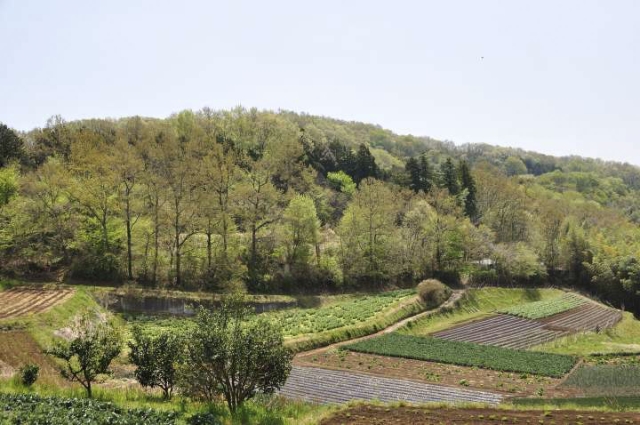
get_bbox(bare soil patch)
[0,287,74,320]
[295,350,560,397]
[321,405,640,425]
[0,331,67,386]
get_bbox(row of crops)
[346,333,577,377]
[562,365,640,395]
[266,290,414,337]
[498,294,586,320]
[0,394,186,425]
[127,289,415,339]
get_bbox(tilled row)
[0,288,74,319]
[280,366,503,405]
[431,302,621,350]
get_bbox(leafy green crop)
[498,294,586,319]
[346,333,577,377]
[268,290,414,337]
[0,393,182,425]
[562,365,640,392]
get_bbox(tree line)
[1,108,640,313]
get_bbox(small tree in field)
[129,327,183,399]
[181,295,293,412]
[48,312,121,398]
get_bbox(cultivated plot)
[432,299,622,349]
[0,287,74,320]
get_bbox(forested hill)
[1,108,640,313]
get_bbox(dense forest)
[1,108,640,312]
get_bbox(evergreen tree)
[439,158,459,195]
[459,160,478,219]
[419,155,433,192]
[405,157,421,193]
[353,144,378,183]
[406,155,433,193]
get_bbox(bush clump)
[416,279,451,308]
[19,364,39,387]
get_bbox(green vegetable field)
[267,290,414,337]
[0,394,182,425]
[498,294,586,319]
[346,333,577,377]
[562,365,640,395]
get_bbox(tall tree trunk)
[125,191,133,280]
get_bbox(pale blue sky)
[1,0,639,164]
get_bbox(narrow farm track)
[0,287,75,319]
[280,366,503,405]
[297,290,464,358]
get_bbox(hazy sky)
[1,0,639,165]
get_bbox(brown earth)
[321,405,640,425]
[0,287,75,320]
[295,350,561,397]
[0,330,68,386]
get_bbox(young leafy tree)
[48,313,121,398]
[128,327,183,399]
[282,194,320,271]
[181,296,292,412]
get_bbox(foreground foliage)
[47,312,122,398]
[346,333,577,377]
[0,393,180,425]
[498,293,586,319]
[181,297,292,412]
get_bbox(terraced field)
[0,287,75,320]
[432,314,563,349]
[280,366,503,405]
[431,300,622,349]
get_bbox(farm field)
[295,350,560,396]
[280,366,503,405]
[321,405,640,425]
[268,289,414,337]
[431,304,621,350]
[560,364,640,396]
[0,331,67,387]
[400,287,565,337]
[498,293,587,319]
[0,393,180,425]
[0,287,75,320]
[345,333,577,377]
[125,289,425,352]
[432,314,564,349]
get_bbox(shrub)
[416,279,451,308]
[19,364,39,386]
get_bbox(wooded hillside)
[1,108,639,313]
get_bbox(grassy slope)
[532,312,640,356]
[399,288,565,336]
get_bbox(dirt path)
[296,290,464,358]
[280,366,503,406]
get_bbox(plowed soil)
[0,331,68,386]
[0,287,74,320]
[295,350,560,396]
[321,405,640,425]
